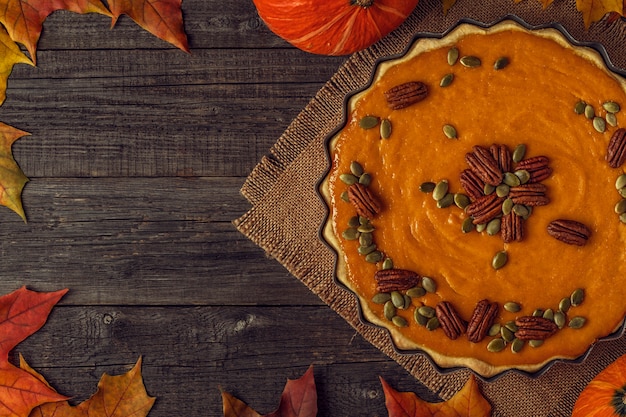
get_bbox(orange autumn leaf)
[107,0,189,53]
[0,287,69,417]
[0,0,112,64]
[222,366,317,417]
[0,123,30,221]
[381,374,491,417]
[28,357,155,417]
[576,0,623,28]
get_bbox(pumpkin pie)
[320,20,626,378]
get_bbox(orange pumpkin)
[573,354,626,416]
[252,0,419,56]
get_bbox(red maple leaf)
[0,286,69,417]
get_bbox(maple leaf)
[576,0,623,28]
[27,357,155,417]
[381,374,492,417]
[0,287,69,417]
[0,123,30,221]
[0,0,112,64]
[222,366,317,417]
[107,0,189,53]
[0,24,33,106]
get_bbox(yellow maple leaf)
[576,0,623,27]
[0,24,33,106]
[0,123,29,222]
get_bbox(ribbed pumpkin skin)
[573,355,626,417]
[252,0,419,55]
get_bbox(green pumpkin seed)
[350,161,364,177]
[496,184,510,197]
[620,212,626,223]
[514,169,531,184]
[603,101,621,113]
[432,180,449,201]
[554,311,566,329]
[486,218,501,236]
[542,308,554,321]
[380,119,392,139]
[488,323,502,337]
[584,104,595,119]
[460,55,481,68]
[406,287,426,298]
[391,291,405,308]
[615,174,626,190]
[504,302,521,313]
[501,326,515,342]
[512,144,527,163]
[382,258,394,270]
[414,310,429,325]
[422,277,437,293]
[443,124,457,139]
[440,73,454,87]
[504,321,518,332]
[569,316,586,329]
[420,181,436,193]
[359,173,372,186]
[606,112,618,127]
[372,293,391,304]
[511,338,525,353]
[529,339,544,348]
[503,172,521,187]
[426,317,440,331]
[512,204,530,218]
[358,223,375,233]
[360,115,379,129]
[340,191,350,202]
[340,173,358,185]
[484,183,495,195]
[502,198,514,216]
[392,316,408,327]
[615,199,626,214]
[593,116,606,133]
[342,228,359,240]
[437,193,454,208]
[365,251,383,263]
[359,216,369,225]
[574,100,587,115]
[494,56,510,70]
[461,217,475,233]
[532,308,544,317]
[384,300,396,320]
[620,188,626,199]
[447,47,459,65]
[403,295,412,310]
[487,338,506,352]
[454,193,470,209]
[571,288,585,306]
[358,243,377,255]
[418,305,436,319]
[348,216,360,227]
[492,251,508,270]
[475,223,487,233]
[558,297,571,313]
[359,232,373,247]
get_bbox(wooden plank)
[15,305,439,415]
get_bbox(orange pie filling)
[323,22,626,377]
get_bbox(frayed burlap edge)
[234,0,626,415]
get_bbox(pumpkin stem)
[353,0,375,7]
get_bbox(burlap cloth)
[234,0,626,415]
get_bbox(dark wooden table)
[0,1,438,415]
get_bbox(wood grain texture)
[0,0,438,415]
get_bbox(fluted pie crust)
[321,21,626,378]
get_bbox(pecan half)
[374,269,421,292]
[515,156,552,183]
[465,193,505,225]
[467,299,499,343]
[490,144,512,173]
[384,81,428,110]
[607,127,626,168]
[501,212,523,243]
[436,301,467,340]
[514,316,558,341]
[460,169,484,199]
[546,219,591,246]
[347,183,381,219]
[465,146,504,186]
[509,183,550,206]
